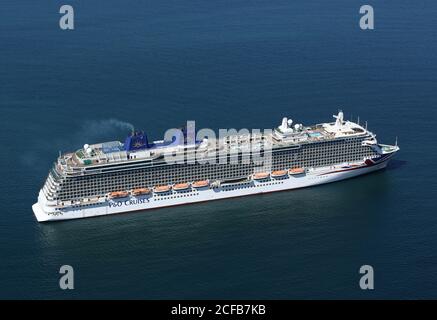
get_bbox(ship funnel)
[124,130,149,151]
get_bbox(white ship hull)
[32,155,394,222]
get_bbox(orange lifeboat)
[131,188,150,196]
[192,180,209,188]
[253,172,270,180]
[271,170,288,178]
[109,191,129,199]
[173,183,191,191]
[154,185,171,193]
[289,167,305,175]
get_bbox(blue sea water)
[0,0,436,299]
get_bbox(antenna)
[357,116,360,125]
[395,136,398,146]
[365,121,368,130]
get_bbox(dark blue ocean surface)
[0,0,436,299]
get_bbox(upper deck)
[272,111,367,145]
[56,111,372,175]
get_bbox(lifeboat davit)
[173,183,191,191]
[192,180,209,188]
[253,172,270,180]
[131,188,151,196]
[109,191,129,199]
[271,170,288,178]
[154,185,171,193]
[289,167,305,175]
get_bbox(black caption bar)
[0,300,429,319]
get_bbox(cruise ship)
[32,111,399,222]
